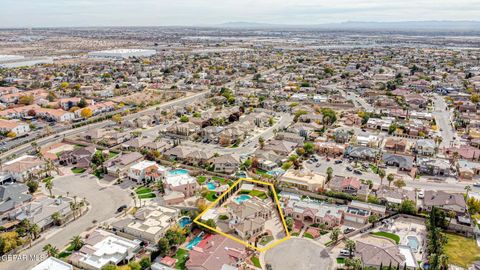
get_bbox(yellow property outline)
[194,178,291,252]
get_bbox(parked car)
[339,249,351,257]
[473,182,480,188]
[346,166,353,171]
[418,189,425,199]
[116,205,128,213]
[334,160,343,164]
[353,170,362,175]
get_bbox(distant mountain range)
[218,21,480,32]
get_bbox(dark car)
[334,160,343,164]
[116,205,128,213]
[353,170,363,175]
[346,166,353,171]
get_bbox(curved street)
[0,174,131,270]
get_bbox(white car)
[339,249,351,257]
[418,189,425,199]
[473,182,480,188]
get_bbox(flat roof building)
[88,49,156,59]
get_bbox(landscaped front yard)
[371,231,400,244]
[251,256,261,268]
[174,248,189,270]
[444,233,480,268]
[259,235,274,245]
[239,189,268,199]
[135,187,156,199]
[204,191,218,202]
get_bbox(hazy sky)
[1,0,480,27]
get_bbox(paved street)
[304,157,478,193]
[432,94,458,148]
[0,174,131,270]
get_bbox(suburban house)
[329,176,370,198]
[69,229,141,270]
[384,138,408,153]
[111,204,179,243]
[423,190,467,214]
[32,257,73,270]
[355,240,418,269]
[280,169,326,192]
[1,155,47,182]
[457,159,480,180]
[58,146,97,168]
[376,186,416,205]
[262,140,297,156]
[344,146,380,162]
[185,234,247,270]
[343,200,386,224]
[414,139,436,156]
[283,198,345,228]
[382,154,414,172]
[127,160,167,183]
[0,183,32,227]
[0,119,30,135]
[105,152,144,177]
[417,158,453,176]
[208,154,239,174]
[228,197,273,239]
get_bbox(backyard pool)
[234,194,252,204]
[168,169,189,176]
[178,217,192,228]
[406,235,420,252]
[186,232,204,250]
[207,182,216,190]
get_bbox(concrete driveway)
[262,237,333,270]
[0,174,131,270]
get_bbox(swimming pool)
[406,235,420,252]
[207,182,216,190]
[186,232,204,250]
[234,194,252,204]
[178,217,192,228]
[168,169,189,176]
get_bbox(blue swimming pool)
[207,182,216,190]
[407,236,420,252]
[178,217,192,228]
[234,194,252,204]
[168,169,189,176]
[186,233,204,250]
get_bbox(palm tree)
[326,167,333,183]
[378,169,386,186]
[43,244,59,257]
[258,136,265,149]
[29,224,40,247]
[345,239,356,258]
[387,173,395,187]
[465,185,472,197]
[330,228,341,243]
[70,235,84,251]
[45,179,53,197]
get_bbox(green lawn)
[336,258,346,264]
[71,168,86,174]
[371,232,400,244]
[259,235,274,245]
[444,233,480,268]
[303,232,314,239]
[138,193,156,199]
[212,176,227,184]
[197,176,207,184]
[108,151,118,159]
[205,191,218,202]
[291,232,300,236]
[251,256,261,268]
[135,187,153,194]
[174,248,189,270]
[239,189,268,200]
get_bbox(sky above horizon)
[1,0,480,27]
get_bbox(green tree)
[180,115,189,122]
[139,257,152,270]
[70,235,83,251]
[26,180,39,194]
[386,173,394,187]
[258,136,265,149]
[393,179,406,189]
[378,169,386,186]
[398,199,417,215]
[45,179,54,197]
[326,167,333,182]
[101,264,118,270]
[128,261,141,270]
[157,238,170,257]
[330,228,341,243]
[303,142,315,155]
[345,239,356,258]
